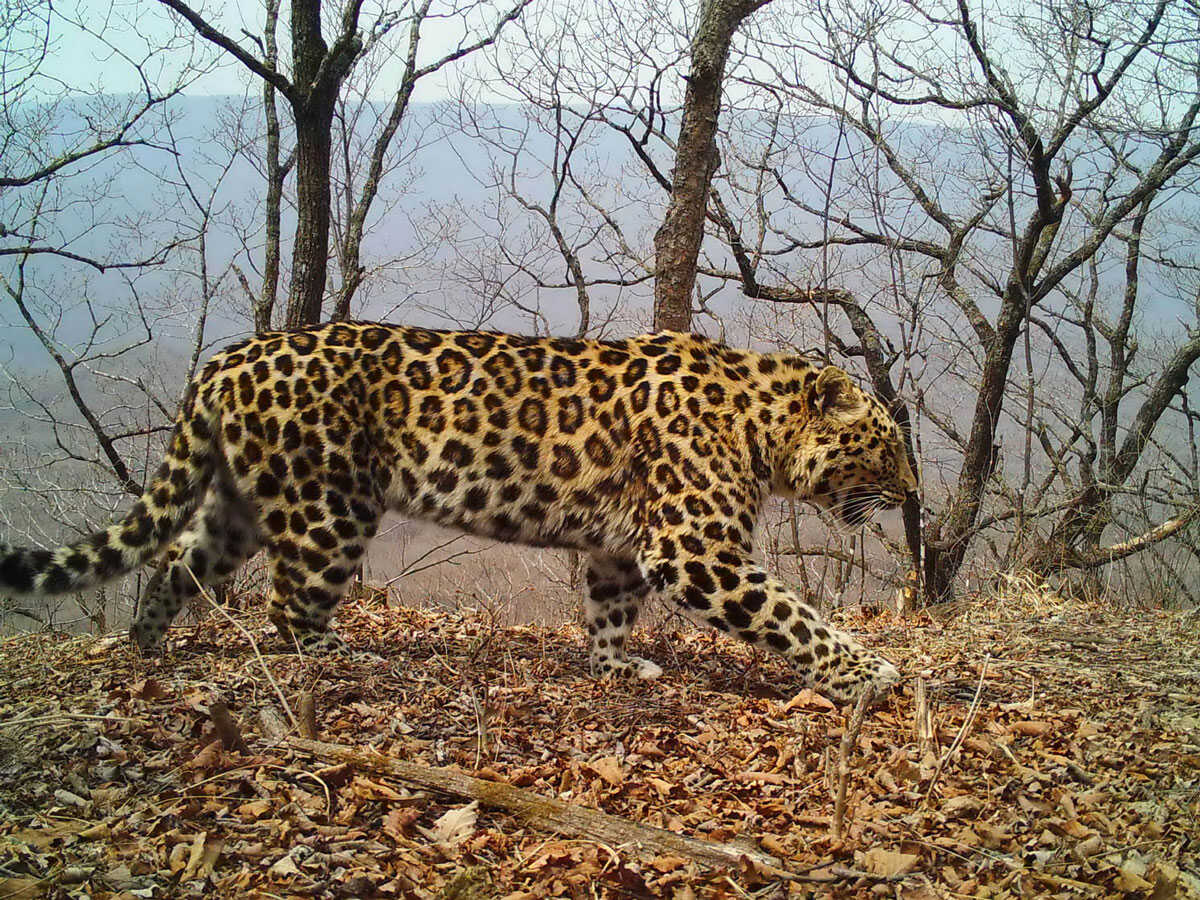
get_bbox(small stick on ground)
[832,687,874,841]
[186,565,298,730]
[914,678,934,757]
[298,692,318,740]
[209,696,247,752]
[468,685,489,769]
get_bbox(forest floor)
[1,583,1198,899]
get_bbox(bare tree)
[433,5,659,337]
[329,0,529,322]
[1,1,203,497]
[1025,193,1200,577]
[0,3,260,628]
[480,0,1200,605]
[709,0,1200,601]
[159,0,528,327]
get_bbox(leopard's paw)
[629,656,663,681]
[591,655,663,682]
[287,628,381,663]
[814,649,901,705]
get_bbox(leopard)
[0,323,917,702]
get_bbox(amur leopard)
[0,323,917,701]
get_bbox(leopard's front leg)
[637,534,899,703]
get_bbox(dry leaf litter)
[1,582,1198,899]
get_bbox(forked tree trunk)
[924,298,1031,600]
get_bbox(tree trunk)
[287,98,337,327]
[653,0,763,333]
[257,0,286,332]
[284,0,336,328]
[924,295,1026,600]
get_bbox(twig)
[923,654,990,804]
[468,685,487,769]
[185,565,297,729]
[832,687,874,840]
[914,677,935,757]
[828,865,910,883]
[0,711,148,730]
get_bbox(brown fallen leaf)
[313,762,353,787]
[636,741,667,759]
[384,806,421,840]
[178,832,222,882]
[861,847,920,877]
[1058,818,1095,839]
[269,854,302,877]
[586,756,624,786]
[963,735,995,755]
[974,823,1010,850]
[188,739,223,771]
[956,827,981,848]
[236,798,272,821]
[646,776,674,796]
[735,771,786,785]
[649,855,689,873]
[0,877,43,900]
[1115,862,1153,893]
[130,678,169,701]
[784,688,837,712]
[8,823,86,850]
[942,794,984,818]
[351,775,406,801]
[180,832,208,882]
[197,836,223,880]
[1010,720,1052,737]
[77,822,110,841]
[430,801,479,845]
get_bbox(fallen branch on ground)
[279,731,780,871]
[255,720,884,883]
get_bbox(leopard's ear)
[810,366,858,416]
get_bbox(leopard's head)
[776,365,917,525]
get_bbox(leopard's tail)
[0,384,220,596]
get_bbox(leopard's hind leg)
[131,468,262,651]
[584,553,662,681]
[258,479,383,660]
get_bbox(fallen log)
[277,731,781,873]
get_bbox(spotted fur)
[0,324,917,701]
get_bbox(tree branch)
[156,0,296,101]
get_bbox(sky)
[38,0,492,101]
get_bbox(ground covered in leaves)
[2,588,1199,899]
